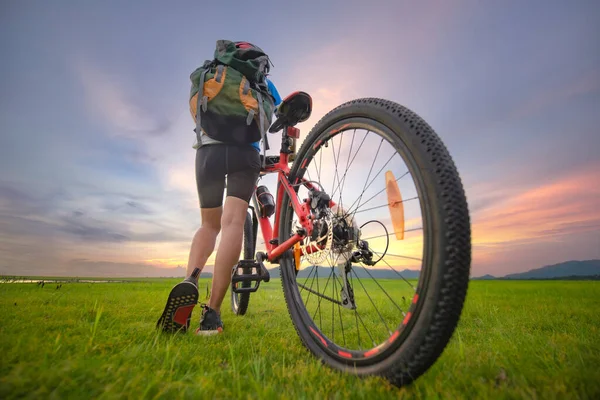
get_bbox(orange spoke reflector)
[294,242,301,271]
[385,171,405,240]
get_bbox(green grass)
[0,279,598,399]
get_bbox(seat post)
[279,125,294,156]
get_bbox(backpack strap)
[242,79,256,126]
[194,67,209,148]
[255,90,269,168]
[215,64,225,83]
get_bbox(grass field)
[0,278,598,399]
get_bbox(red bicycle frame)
[250,127,334,263]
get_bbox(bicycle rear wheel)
[278,98,471,387]
[231,212,254,315]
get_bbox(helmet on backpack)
[234,41,256,49]
[228,41,272,76]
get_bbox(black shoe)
[195,304,224,335]
[156,270,200,333]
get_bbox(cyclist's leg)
[157,145,227,333]
[208,145,260,313]
[186,207,221,277]
[187,145,226,277]
[208,196,249,312]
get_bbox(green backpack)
[189,40,275,148]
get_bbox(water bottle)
[256,186,275,218]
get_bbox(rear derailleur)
[338,240,376,310]
[351,239,376,266]
[338,260,356,310]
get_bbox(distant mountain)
[473,274,496,280]
[502,260,600,279]
[268,266,419,279]
[472,260,600,280]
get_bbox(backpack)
[189,40,275,148]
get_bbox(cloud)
[102,200,153,215]
[72,58,203,207]
[0,186,190,245]
[74,58,172,137]
[472,165,600,245]
[0,178,198,276]
[57,212,130,243]
[510,69,600,119]
[471,163,600,273]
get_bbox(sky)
[0,0,599,277]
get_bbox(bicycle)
[229,92,471,387]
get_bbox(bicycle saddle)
[268,91,312,133]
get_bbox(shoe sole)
[156,281,199,333]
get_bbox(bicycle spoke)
[345,151,400,218]
[371,254,417,290]
[312,266,334,324]
[331,130,369,200]
[352,272,362,350]
[353,196,418,215]
[330,267,379,348]
[330,133,343,203]
[361,227,423,241]
[334,129,356,208]
[343,137,384,217]
[318,144,323,184]
[297,281,344,306]
[306,150,320,189]
[351,269,392,336]
[357,263,405,315]
[327,252,347,345]
[354,301,378,347]
[331,267,336,341]
[345,171,410,218]
[335,275,346,347]
[301,264,319,308]
[311,158,322,190]
[316,264,322,327]
[306,168,314,188]
[304,266,377,348]
[299,264,317,291]
[371,251,422,262]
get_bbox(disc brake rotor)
[297,203,360,265]
[300,213,333,264]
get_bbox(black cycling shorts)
[195,144,260,208]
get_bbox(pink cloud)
[471,163,600,273]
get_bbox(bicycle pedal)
[231,259,270,294]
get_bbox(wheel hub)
[330,205,360,262]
